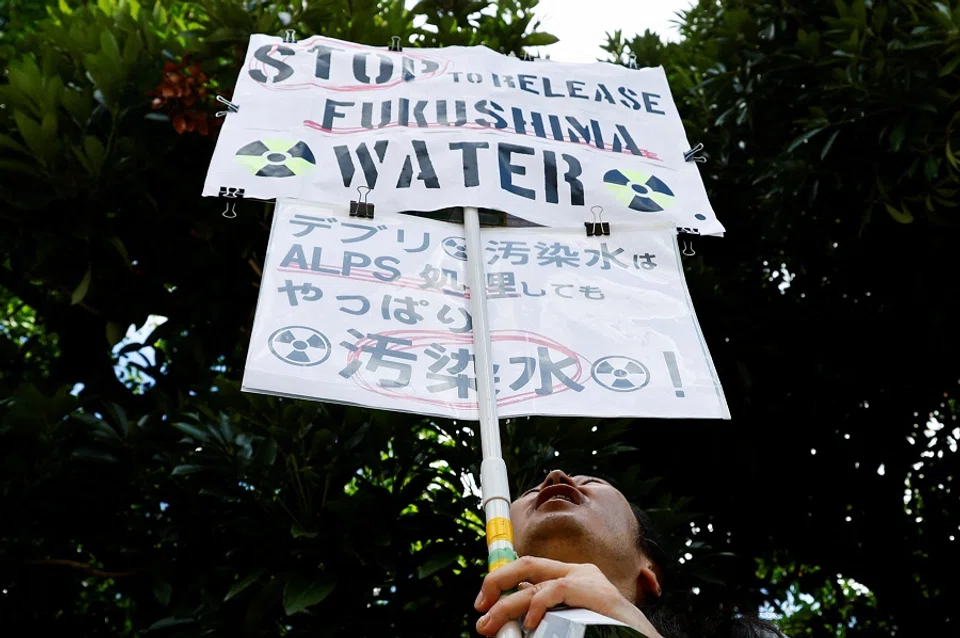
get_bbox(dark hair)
[630,504,671,584]
[630,504,785,638]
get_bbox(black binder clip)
[218,186,244,199]
[627,53,638,70]
[585,206,610,237]
[678,226,700,256]
[215,95,239,118]
[389,35,402,52]
[684,142,707,164]
[284,29,297,43]
[350,186,374,219]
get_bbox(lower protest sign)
[242,199,729,419]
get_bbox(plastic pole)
[462,207,524,638]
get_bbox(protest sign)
[242,200,729,420]
[531,609,646,638]
[203,35,723,236]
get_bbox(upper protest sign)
[203,35,724,236]
[241,200,729,420]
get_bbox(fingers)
[476,580,568,636]
[475,556,571,612]
[476,586,535,636]
[523,580,568,630]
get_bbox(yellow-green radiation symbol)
[235,139,316,178]
[603,169,676,212]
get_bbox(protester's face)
[511,470,639,559]
[509,469,659,602]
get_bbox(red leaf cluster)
[148,59,220,136]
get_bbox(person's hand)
[473,556,663,637]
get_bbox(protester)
[474,470,784,638]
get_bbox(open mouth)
[534,484,584,509]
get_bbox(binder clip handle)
[222,202,237,219]
[627,53,638,69]
[681,239,696,257]
[585,205,610,237]
[389,35,402,52]
[215,95,239,118]
[284,29,297,43]
[684,142,707,163]
[350,186,375,219]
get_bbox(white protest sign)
[203,35,723,236]
[531,609,644,638]
[242,200,729,420]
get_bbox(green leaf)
[172,422,211,442]
[283,574,335,615]
[0,133,29,154]
[71,267,92,305]
[417,548,460,579]
[254,438,278,468]
[13,111,47,161]
[40,112,57,139]
[106,321,126,347]
[61,88,93,123]
[946,140,960,171]
[109,237,130,266]
[885,203,914,224]
[71,447,119,463]
[122,32,143,68]
[224,570,264,601]
[291,524,318,538]
[820,129,840,160]
[343,421,370,451]
[100,31,122,64]
[941,56,960,77]
[889,121,906,152]
[524,32,560,47]
[108,403,129,434]
[83,136,105,173]
[0,159,40,176]
[787,127,823,153]
[71,145,93,174]
[171,464,206,475]
[147,616,196,631]
[154,581,172,606]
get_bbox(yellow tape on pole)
[485,517,514,546]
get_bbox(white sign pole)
[463,207,645,638]
[463,206,523,638]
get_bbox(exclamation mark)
[663,351,685,397]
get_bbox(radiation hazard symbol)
[235,139,316,178]
[268,326,331,367]
[603,169,676,213]
[590,356,651,392]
